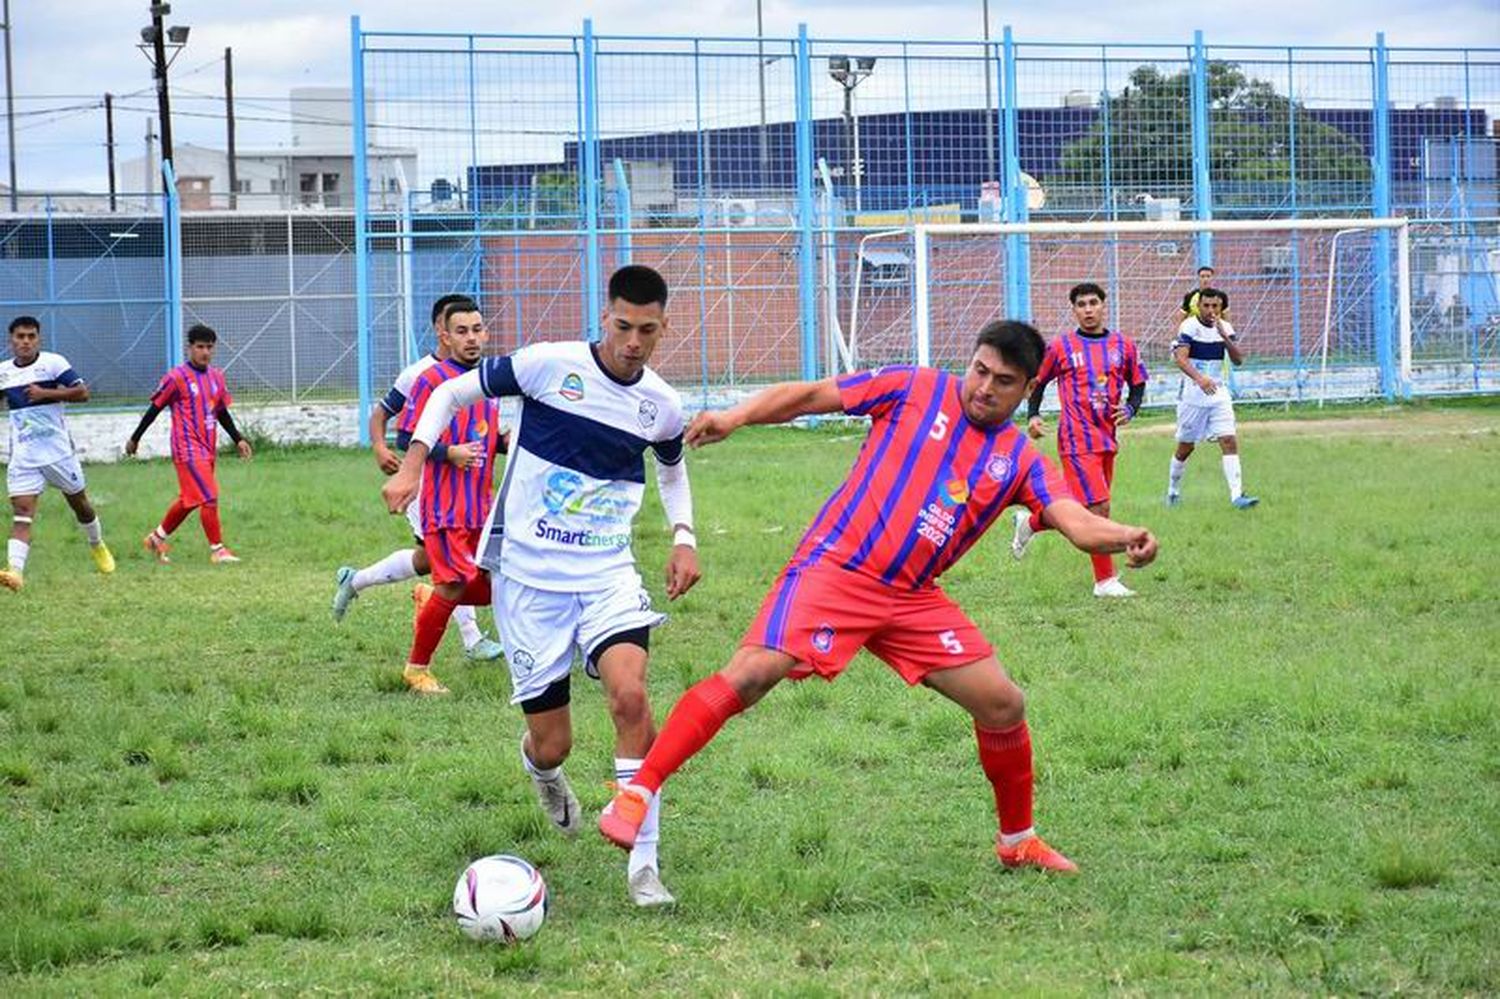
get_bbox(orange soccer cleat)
[142,532,172,564]
[402,664,449,696]
[996,835,1079,874]
[209,546,241,564]
[598,783,651,850]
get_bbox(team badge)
[941,478,969,506]
[811,624,836,654]
[637,399,658,429]
[559,372,585,402]
[510,649,536,677]
[473,419,488,437]
[986,454,1012,482]
[1109,348,1123,367]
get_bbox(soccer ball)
[452,854,548,943]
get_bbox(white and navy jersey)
[474,341,685,592]
[379,352,441,421]
[1,351,83,468]
[1172,316,1237,405]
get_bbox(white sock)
[7,538,28,573]
[351,549,418,592]
[999,826,1036,848]
[1221,454,1243,500]
[151,525,169,541]
[1168,457,1186,496]
[616,758,661,876]
[519,737,562,782]
[80,517,104,546]
[453,605,483,649]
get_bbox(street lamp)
[137,2,189,171]
[829,54,875,212]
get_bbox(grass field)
[3,401,1498,994]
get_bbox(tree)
[1055,62,1370,207]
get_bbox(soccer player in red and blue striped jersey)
[1013,283,1148,597]
[599,319,1158,876]
[126,324,252,564]
[396,301,503,694]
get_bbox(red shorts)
[173,459,218,509]
[424,526,484,586]
[742,559,993,685]
[1059,451,1115,507]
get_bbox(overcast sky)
[5,0,1497,193]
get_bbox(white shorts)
[404,498,423,542]
[7,456,86,497]
[1175,399,1237,444]
[495,573,667,705]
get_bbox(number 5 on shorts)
[938,629,965,655]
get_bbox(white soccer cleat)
[1010,509,1035,561]
[1093,577,1137,599]
[331,565,358,622]
[521,735,580,838]
[627,866,676,908]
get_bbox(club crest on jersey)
[811,624,836,653]
[1109,348,1123,366]
[510,649,536,677]
[637,399,658,429]
[558,372,585,402]
[986,454,1013,482]
[940,478,970,507]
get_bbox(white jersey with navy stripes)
[416,340,687,592]
[1,351,83,468]
[1172,316,1238,406]
[379,352,441,417]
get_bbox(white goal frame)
[910,218,1412,397]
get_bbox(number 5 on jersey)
[939,629,965,655]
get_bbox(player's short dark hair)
[1069,282,1106,304]
[608,265,669,308]
[8,315,40,334]
[441,297,481,326]
[1198,287,1229,308]
[975,320,1046,379]
[186,323,217,344]
[431,293,473,325]
[1197,265,1215,275]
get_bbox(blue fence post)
[1191,30,1213,267]
[161,160,183,367]
[1001,26,1028,319]
[1371,32,1395,399]
[581,19,602,342]
[351,16,372,446]
[467,34,486,309]
[795,24,818,381]
[612,158,632,265]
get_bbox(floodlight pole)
[3,0,17,211]
[150,1,173,167]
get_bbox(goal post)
[885,217,1414,405]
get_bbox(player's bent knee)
[605,684,651,728]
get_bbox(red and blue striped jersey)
[787,365,1070,591]
[1033,329,1148,455]
[149,363,233,463]
[407,358,501,531]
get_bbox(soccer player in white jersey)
[329,294,502,662]
[0,315,115,591]
[383,265,700,907]
[1166,288,1259,509]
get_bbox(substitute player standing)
[1011,283,1148,598]
[0,315,115,591]
[597,319,1158,878]
[385,265,700,906]
[126,324,252,563]
[1166,288,1259,509]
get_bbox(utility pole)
[3,0,18,211]
[105,93,117,211]
[756,0,768,179]
[144,116,155,197]
[148,1,173,167]
[224,47,237,209]
[982,0,996,182]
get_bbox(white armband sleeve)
[655,455,694,536]
[412,369,485,448]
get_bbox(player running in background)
[597,319,1157,878]
[1166,288,1259,509]
[385,265,700,906]
[0,315,115,591]
[1011,283,1148,598]
[329,293,502,662]
[387,299,503,695]
[126,323,252,564]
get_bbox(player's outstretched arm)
[382,371,485,512]
[685,377,843,447]
[1042,498,1158,568]
[124,403,165,456]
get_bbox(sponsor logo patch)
[559,372,585,402]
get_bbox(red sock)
[159,500,190,536]
[1028,510,1045,533]
[200,504,224,546]
[634,673,745,793]
[975,721,1033,837]
[1091,552,1115,583]
[457,573,491,606]
[408,592,457,666]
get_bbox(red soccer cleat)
[598,784,651,851]
[996,835,1079,874]
[142,532,172,564]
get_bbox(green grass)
[2,401,1499,994]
